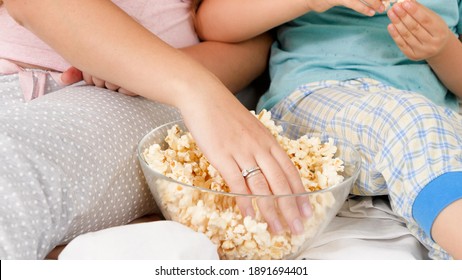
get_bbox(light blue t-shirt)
[258,1,462,112]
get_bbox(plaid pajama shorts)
[271,78,462,259]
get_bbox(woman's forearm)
[4,0,230,109]
[181,33,273,93]
[195,0,310,42]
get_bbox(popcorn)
[144,110,345,259]
[382,0,406,9]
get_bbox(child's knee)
[412,172,462,259]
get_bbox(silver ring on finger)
[242,166,261,179]
[359,0,371,7]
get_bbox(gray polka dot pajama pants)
[0,73,181,259]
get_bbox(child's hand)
[387,0,451,61]
[307,0,385,16]
[61,66,137,96]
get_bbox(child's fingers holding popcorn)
[307,0,385,16]
[351,0,385,15]
[338,0,385,16]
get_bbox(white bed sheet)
[300,195,429,260]
[59,196,429,260]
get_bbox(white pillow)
[58,221,219,260]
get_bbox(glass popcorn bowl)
[137,118,361,260]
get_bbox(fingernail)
[273,220,284,234]
[403,1,411,9]
[302,202,313,218]
[393,4,403,14]
[292,218,304,235]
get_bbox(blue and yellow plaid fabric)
[271,78,462,259]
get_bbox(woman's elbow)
[196,19,252,43]
[195,9,248,43]
[195,16,229,42]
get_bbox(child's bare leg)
[432,198,462,259]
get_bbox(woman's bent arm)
[4,0,308,234]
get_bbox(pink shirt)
[0,0,199,72]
